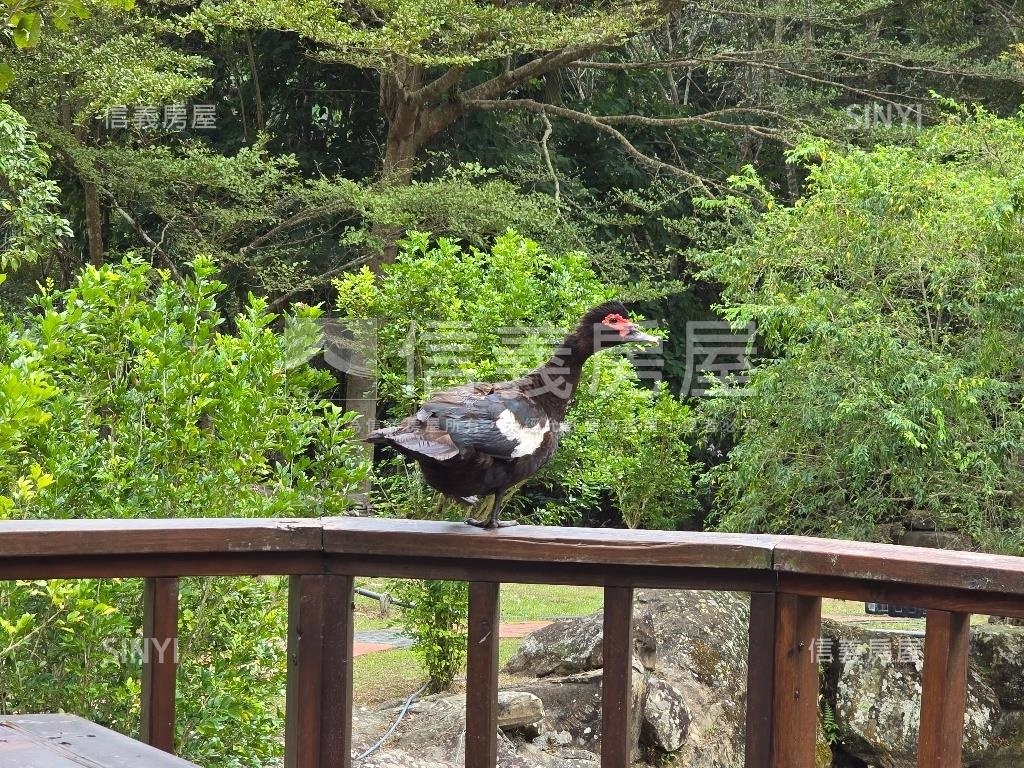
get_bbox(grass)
[350,580,600,706]
[352,579,603,632]
[354,638,525,707]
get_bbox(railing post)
[141,576,179,753]
[917,610,970,768]
[285,574,355,768]
[601,586,634,768]
[745,592,777,768]
[466,582,500,768]
[770,593,821,768]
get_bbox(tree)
[700,108,1024,553]
[0,103,71,271]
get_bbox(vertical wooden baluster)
[323,574,355,768]
[141,576,179,753]
[466,581,500,768]
[601,586,634,768]
[285,574,355,768]
[745,592,777,768]
[770,593,821,768]
[917,610,970,768]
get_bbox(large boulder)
[505,609,657,676]
[506,590,752,768]
[972,625,1024,710]
[820,620,1001,768]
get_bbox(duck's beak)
[624,326,660,345]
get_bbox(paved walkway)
[353,620,553,657]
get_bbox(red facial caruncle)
[601,313,632,338]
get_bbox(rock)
[504,609,657,677]
[515,658,648,759]
[820,621,1000,768]
[515,743,599,768]
[360,749,456,768]
[898,530,971,550]
[972,625,1024,710]
[511,590,751,767]
[498,691,544,734]
[641,677,690,752]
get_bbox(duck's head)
[576,301,660,348]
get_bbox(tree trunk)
[375,64,425,269]
[83,179,104,267]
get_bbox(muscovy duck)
[365,301,658,528]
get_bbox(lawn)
[352,581,602,706]
[353,580,604,631]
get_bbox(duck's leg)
[465,488,518,529]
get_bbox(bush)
[0,256,368,767]
[699,110,1024,551]
[386,579,467,693]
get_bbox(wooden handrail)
[1,517,1022,768]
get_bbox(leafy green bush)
[0,256,368,767]
[386,579,467,693]
[700,110,1024,551]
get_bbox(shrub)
[699,110,1024,551]
[0,256,368,767]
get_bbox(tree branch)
[467,98,720,193]
[410,66,466,105]
[109,198,184,282]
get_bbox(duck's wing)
[418,390,552,461]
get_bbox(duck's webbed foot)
[464,488,516,529]
[465,516,519,529]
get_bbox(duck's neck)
[519,328,595,421]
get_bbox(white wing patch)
[495,410,550,458]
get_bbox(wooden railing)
[1,517,1023,768]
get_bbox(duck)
[364,301,659,528]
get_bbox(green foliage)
[0,103,71,270]
[700,110,1024,551]
[0,256,368,767]
[13,255,366,518]
[187,0,646,68]
[335,229,613,411]
[387,579,467,693]
[543,358,696,529]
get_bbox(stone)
[641,677,690,752]
[898,530,971,550]
[504,609,657,677]
[515,657,648,759]
[972,625,1024,710]
[508,590,753,766]
[498,691,544,734]
[820,620,1001,768]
